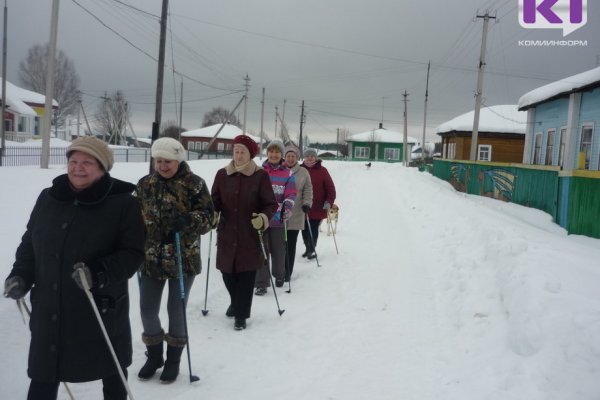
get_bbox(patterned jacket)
[135,162,215,280]
[262,160,297,228]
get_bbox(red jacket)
[301,159,336,220]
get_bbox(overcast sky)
[4,0,599,143]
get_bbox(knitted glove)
[323,202,331,210]
[4,276,26,300]
[251,213,265,231]
[301,204,311,213]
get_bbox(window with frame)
[448,143,456,160]
[579,125,593,170]
[545,129,555,165]
[18,116,27,132]
[217,142,225,152]
[384,148,400,160]
[478,144,491,161]
[354,146,370,159]
[533,133,542,164]
[202,141,208,150]
[558,127,566,167]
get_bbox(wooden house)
[180,123,260,156]
[518,66,600,171]
[436,105,527,162]
[346,123,418,162]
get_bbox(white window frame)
[533,132,543,164]
[354,146,370,159]
[384,147,400,160]
[477,144,492,161]
[545,128,555,165]
[217,142,225,152]
[448,143,456,160]
[579,124,594,170]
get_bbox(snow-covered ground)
[1,159,600,400]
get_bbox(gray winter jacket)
[286,162,313,230]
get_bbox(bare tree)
[94,91,130,145]
[161,120,186,139]
[202,106,241,127]
[18,43,80,127]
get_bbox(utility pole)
[41,0,59,169]
[469,10,496,161]
[150,0,168,170]
[299,100,305,157]
[381,96,386,125]
[260,87,265,160]
[274,106,278,144]
[76,92,81,137]
[421,61,431,162]
[280,98,287,138]
[178,78,183,141]
[242,74,250,134]
[402,90,409,166]
[0,0,7,166]
[80,100,92,136]
[336,128,340,159]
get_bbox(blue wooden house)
[519,66,600,170]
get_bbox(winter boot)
[160,334,186,384]
[138,331,165,380]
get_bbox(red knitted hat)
[233,135,258,158]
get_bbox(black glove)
[72,262,108,291]
[4,276,26,300]
[301,204,311,213]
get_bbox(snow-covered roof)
[0,78,58,112]
[436,105,526,135]
[181,123,260,143]
[518,67,600,110]
[346,127,419,144]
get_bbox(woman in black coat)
[4,137,145,400]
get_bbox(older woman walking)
[135,137,216,383]
[211,135,278,330]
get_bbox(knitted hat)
[151,137,186,162]
[233,134,258,158]
[303,148,317,158]
[284,144,301,158]
[66,136,114,171]
[267,138,285,155]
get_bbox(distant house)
[180,123,260,155]
[436,105,527,163]
[1,79,58,142]
[518,66,600,171]
[346,123,418,162]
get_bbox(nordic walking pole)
[76,266,135,400]
[327,213,339,255]
[305,214,321,267]
[257,230,285,315]
[283,219,291,293]
[175,232,201,383]
[12,299,76,400]
[201,230,213,316]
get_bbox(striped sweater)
[262,160,297,228]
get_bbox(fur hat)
[66,136,114,171]
[267,138,285,155]
[233,134,258,158]
[303,148,318,158]
[284,144,301,158]
[151,137,186,162]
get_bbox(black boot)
[160,335,186,384]
[138,331,164,380]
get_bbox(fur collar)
[225,159,260,176]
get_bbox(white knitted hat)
[151,137,186,162]
[267,138,285,154]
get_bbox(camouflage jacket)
[135,162,215,279]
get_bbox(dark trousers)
[286,229,300,279]
[222,270,257,319]
[28,371,128,400]
[302,218,321,252]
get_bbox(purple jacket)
[262,160,297,228]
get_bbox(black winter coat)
[7,173,145,383]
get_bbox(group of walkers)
[3,134,336,399]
